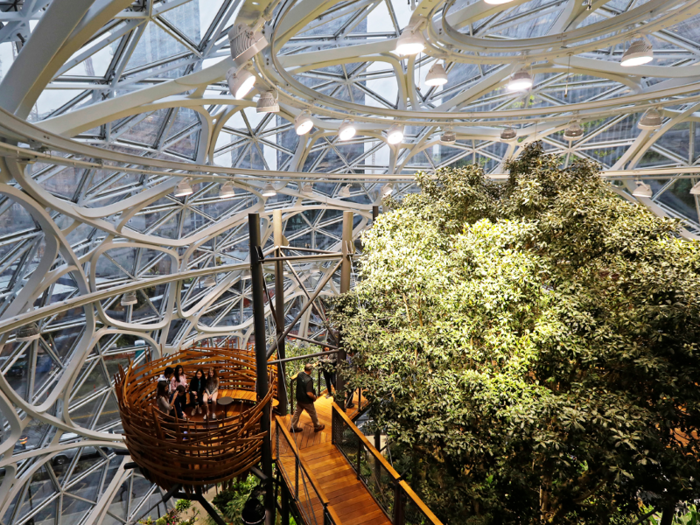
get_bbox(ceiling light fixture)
[256,90,279,113]
[262,183,277,197]
[564,121,584,141]
[16,322,40,342]
[425,63,448,87]
[381,183,394,197]
[638,107,662,130]
[121,291,138,307]
[227,68,256,99]
[338,120,356,141]
[621,37,653,67]
[338,185,352,198]
[690,181,700,195]
[387,124,404,145]
[294,111,313,135]
[507,69,533,92]
[174,179,193,197]
[395,26,424,55]
[500,127,517,142]
[219,181,235,198]
[203,274,217,287]
[440,129,456,144]
[228,23,257,59]
[301,183,313,196]
[632,181,653,198]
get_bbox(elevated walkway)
[273,392,442,525]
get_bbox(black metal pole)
[273,209,288,415]
[280,477,290,525]
[336,211,353,411]
[249,213,274,525]
[372,205,379,221]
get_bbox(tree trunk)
[660,503,675,525]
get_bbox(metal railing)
[331,403,443,525]
[274,416,340,525]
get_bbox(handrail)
[331,403,399,480]
[331,402,443,525]
[274,416,342,525]
[399,481,441,524]
[276,419,332,507]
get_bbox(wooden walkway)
[275,391,390,525]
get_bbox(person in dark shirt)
[173,385,188,420]
[290,363,325,432]
[318,347,337,398]
[189,368,205,416]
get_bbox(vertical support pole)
[357,433,362,480]
[280,475,290,525]
[372,205,379,222]
[374,430,381,475]
[394,481,405,525]
[273,209,288,415]
[336,211,353,411]
[248,213,274,525]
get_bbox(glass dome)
[0,0,699,523]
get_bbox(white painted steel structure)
[0,0,699,524]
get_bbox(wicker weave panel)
[114,344,277,490]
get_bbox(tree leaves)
[330,143,700,524]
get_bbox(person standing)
[290,363,325,432]
[319,347,337,398]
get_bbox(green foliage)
[175,500,192,514]
[140,498,197,525]
[331,143,700,524]
[210,474,258,524]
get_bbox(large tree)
[331,143,700,524]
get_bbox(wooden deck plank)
[276,395,391,525]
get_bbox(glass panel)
[404,497,433,525]
[358,444,395,519]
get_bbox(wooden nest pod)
[114,344,277,491]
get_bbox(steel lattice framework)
[0,0,698,524]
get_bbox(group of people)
[155,365,220,421]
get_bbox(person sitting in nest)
[171,364,188,393]
[189,368,205,417]
[156,382,176,417]
[203,367,219,420]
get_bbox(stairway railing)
[274,416,341,525]
[330,403,443,525]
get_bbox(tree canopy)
[330,143,700,524]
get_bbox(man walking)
[290,363,325,432]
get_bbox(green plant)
[209,474,259,524]
[175,500,192,514]
[331,142,700,524]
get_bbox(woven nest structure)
[114,344,277,491]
